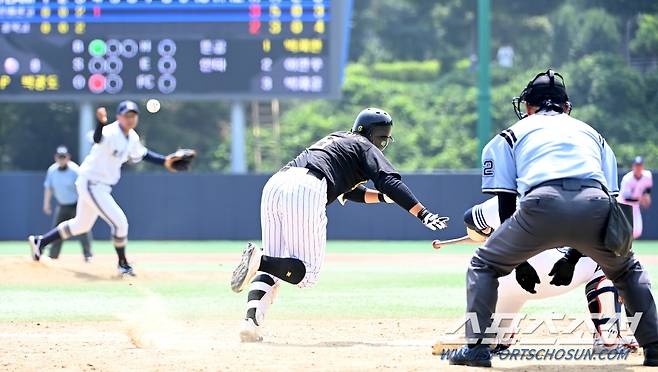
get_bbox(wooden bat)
[432,235,476,249]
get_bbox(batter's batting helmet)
[513,69,571,120]
[351,108,394,151]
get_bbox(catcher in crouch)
[456,196,637,352]
[28,101,196,276]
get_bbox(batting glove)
[417,208,449,231]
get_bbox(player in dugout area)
[230,107,449,342]
[42,145,93,262]
[618,156,652,239]
[28,101,195,276]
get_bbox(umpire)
[43,146,93,261]
[450,70,658,367]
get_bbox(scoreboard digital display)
[0,0,351,100]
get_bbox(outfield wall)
[1,172,656,241]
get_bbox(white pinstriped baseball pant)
[57,176,128,248]
[260,167,328,288]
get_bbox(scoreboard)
[0,0,351,101]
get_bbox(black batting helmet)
[351,108,394,151]
[512,69,571,120]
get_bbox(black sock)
[245,274,276,326]
[259,256,306,285]
[39,228,62,248]
[115,247,128,266]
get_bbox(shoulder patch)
[498,129,517,148]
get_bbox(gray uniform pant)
[466,184,658,346]
[49,203,93,259]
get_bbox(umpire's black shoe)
[644,343,658,366]
[490,342,511,355]
[449,345,492,368]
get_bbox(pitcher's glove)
[164,149,196,172]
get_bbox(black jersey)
[287,131,400,204]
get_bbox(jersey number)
[483,160,494,176]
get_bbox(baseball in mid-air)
[146,99,161,113]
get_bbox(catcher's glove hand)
[466,226,492,242]
[164,149,196,172]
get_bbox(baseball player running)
[463,196,637,352]
[450,69,658,367]
[28,101,195,276]
[230,108,449,342]
[618,156,652,239]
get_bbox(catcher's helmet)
[351,108,394,151]
[512,69,571,120]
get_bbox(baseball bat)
[431,235,475,249]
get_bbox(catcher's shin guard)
[586,275,622,346]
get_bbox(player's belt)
[527,178,603,195]
[279,166,325,181]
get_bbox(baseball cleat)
[28,235,42,261]
[239,318,263,343]
[231,243,263,293]
[448,344,492,368]
[118,262,136,277]
[593,335,639,353]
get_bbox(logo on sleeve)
[483,159,494,177]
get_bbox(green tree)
[631,14,658,56]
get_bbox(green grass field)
[2,240,658,322]
[3,240,658,370]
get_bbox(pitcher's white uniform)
[618,170,653,238]
[57,121,147,247]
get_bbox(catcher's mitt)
[165,149,196,172]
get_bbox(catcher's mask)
[512,69,572,120]
[351,108,394,151]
